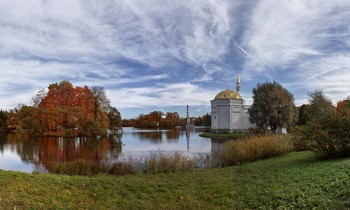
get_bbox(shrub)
[219,135,294,166]
[289,125,309,151]
[300,113,350,158]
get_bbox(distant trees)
[122,112,210,128]
[123,111,182,129]
[0,110,7,133]
[249,81,298,133]
[194,113,211,126]
[0,81,122,137]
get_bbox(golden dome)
[214,89,242,100]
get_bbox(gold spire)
[236,74,240,93]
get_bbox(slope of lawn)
[0,151,349,209]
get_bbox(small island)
[1,81,122,137]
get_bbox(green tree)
[17,105,42,134]
[108,107,122,131]
[249,81,298,133]
[202,113,211,126]
[91,86,110,119]
[297,104,310,125]
[0,110,8,133]
[307,90,335,122]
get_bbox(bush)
[300,113,350,158]
[289,125,309,151]
[219,135,294,166]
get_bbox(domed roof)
[214,89,242,100]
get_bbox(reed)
[220,134,294,166]
[50,152,198,176]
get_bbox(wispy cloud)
[107,83,221,108]
[0,1,349,116]
[241,0,350,104]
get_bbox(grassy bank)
[1,151,349,209]
[199,132,247,140]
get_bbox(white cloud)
[242,0,350,72]
[107,83,220,108]
[239,0,350,105]
[0,0,350,114]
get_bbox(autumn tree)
[249,81,298,133]
[336,96,350,115]
[6,109,22,132]
[37,81,110,136]
[161,112,182,128]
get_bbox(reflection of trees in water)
[136,132,163,144]
[132,130,181,144]
[3,134,40,162]
[166,129,180,143]
[108,135,122,160]
[1,134,123,171]
[0,134,6,153]
[38,137,114,169]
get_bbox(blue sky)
[0,1,350,118]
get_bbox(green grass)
[1,151,349,209]
[199,132,247,140]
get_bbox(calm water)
[0,127,223,173]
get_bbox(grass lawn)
[0,151,349,209]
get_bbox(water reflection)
[130,129,181,144]
[0,127,216,173]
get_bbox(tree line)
[248,81,350,158]
[0,81,122,137]
[122,112,211,128]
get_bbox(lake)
[0,127,224,173]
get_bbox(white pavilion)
[211,75,255,133]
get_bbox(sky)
[0,0,349,119]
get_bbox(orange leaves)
[37,81,99,135]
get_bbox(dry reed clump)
[50,152,198,176]
[146,152,197,174]
[50,159,107,176]
[221,135,294,166]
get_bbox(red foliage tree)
[38,81,107,136]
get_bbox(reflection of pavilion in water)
[210,139,228,167]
